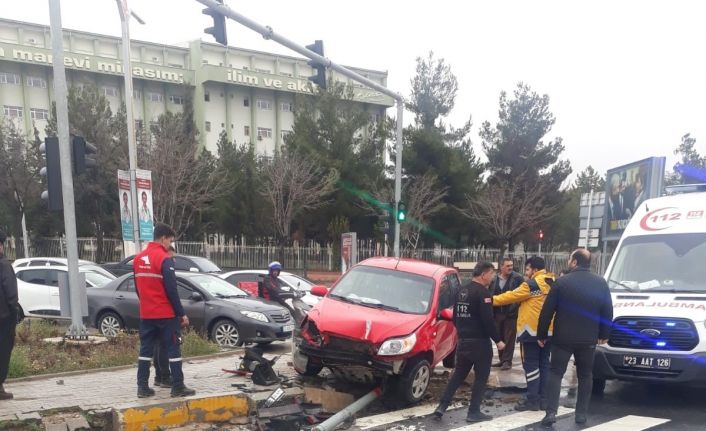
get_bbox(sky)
[4,0,706,181]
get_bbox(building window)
[255,68,271,74]
[147,92,163,102]
[371,113,382,123]
[102,86,118,97]
[244,126,250,136]
[205,121,211,132]
[0,72,21,85]
[133,90,142,100]
[3,106,24,118]
[135,119,143,131]
[26,76,47,88]
[280,102,293,113]
[169,95,184,105]
[243,98,250,107]
[257,127,272,139]
[281,130,293,140]
[30,108,49,121]
[204,92,210,102]
[257,99,272,111]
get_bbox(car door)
[16,269,52,316]
[432,273,459,363]
[43,268,64,312]
[114,277,141,328]
[176,282,206,332]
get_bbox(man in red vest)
[134,223,195,398]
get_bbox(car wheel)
[397,357,432,404]
[98,311,124,337]
[592,378,606,396]
[211,319,243,348]
[442,349,456,368]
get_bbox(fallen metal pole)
[312,387,382,431]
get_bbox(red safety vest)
[134,242,174,319]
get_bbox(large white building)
[0,18,393,154]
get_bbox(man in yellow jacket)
[493,256,555,411]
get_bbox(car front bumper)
[594,347,706,386]
[239,319,294,344]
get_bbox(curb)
[112,392,253,431]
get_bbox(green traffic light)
[397,202,407,222]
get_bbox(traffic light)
[306,40,326,90]
[538,229,544,241]
[397,201,407,223]
[202,0,228,46]
[40,137,63,211]
[71,135,97,175]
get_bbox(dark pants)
[153,341,170,381]
[494,313,517,364]
[0,316,16,385]
[137,318,183,387]
[439,338,492,413]
[520,341,551,403]
[546,343,596,416]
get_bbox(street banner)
[117,170,134,241]
[136,169,154,241]
[341,232,358,273]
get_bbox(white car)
[220,270,321,307]
[13,257,116,280]
[15,265,116,319]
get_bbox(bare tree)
[460,175,559,258]
[261,150,338,243]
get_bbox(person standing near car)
[434,261,505,423]
[491,258,524,370]
[152,245,177,389]
[134,223,195,398]
[538,249,613,427]
[0,231,18,400]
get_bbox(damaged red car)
[293,257,460,404]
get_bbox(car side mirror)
[439,308,454,321]
[310,285,328,297]
[189,267,199,272]
[189,292,203,302]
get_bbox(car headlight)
[377,333,417,356]
[240,310,269,322]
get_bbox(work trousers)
[153,341,171,381]
[494,313,517,364]
[0,316,16,385]
[545,343,597,417]
[520,340,551,403]
[137,318,183,387]
[439,338,492,413]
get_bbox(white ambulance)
[593,185,706,394]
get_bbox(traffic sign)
[578,237,599,248]
[579,229,600,238]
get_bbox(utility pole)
[48,0,86,338]
[116,0,144,254]
[194,0,406,257]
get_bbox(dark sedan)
[87,272,294,347]
[102,255,222,276]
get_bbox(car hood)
[216,296,286,312]
[308,297,428,344]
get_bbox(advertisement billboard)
[603,157,666,240]
[341,232,358,274]
[135,169,154,241]
[117,170,134,241]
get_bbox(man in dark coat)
[0,231,18,400]
[491,258,524,370]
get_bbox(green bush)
[7,345,30,379]
[181,329,221,357]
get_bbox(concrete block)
[303,386,355,413]
[66,416,91,431]
[16,411,42,421]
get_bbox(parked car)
[13,257,117,280]
[220,270,321,307]
[292,257,460,404]
[87,272,295,347]
[102,254,222,276]
[15,265,116,319]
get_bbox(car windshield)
[607,233,706,293]
[83,270,114,287]
[186,274,248,298]
[329,266,434,314]
[188,257,221,273]
[280,274,314,292]
[79,264,116,280]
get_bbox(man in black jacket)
[537,249,613,426]
[434,261,506,423]
[491,258,524,370]
[0,231,18,400]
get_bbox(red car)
[293,257,460,403]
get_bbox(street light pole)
[115,0,142,254]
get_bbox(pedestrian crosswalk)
[354,404,671,431]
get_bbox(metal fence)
[4,236,611,274]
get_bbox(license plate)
[623,355,671,370]
[282,324,294,332]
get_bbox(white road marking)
[356,402,464,429]
[448,407,575,430]
[581,415,670,431]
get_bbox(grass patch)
[8,320,221,379]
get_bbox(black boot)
[541,412,557,427]
[514,398,540,411]
[171,384,196,398]
[466,411,492,422]
[0,384,13,400]
[575,414,587,424]
[137,386,155,398]
[433,401,449,419]
[159,376,173,388]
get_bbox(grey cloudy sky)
[5,0,706,180]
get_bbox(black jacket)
[0,252,18,320]
[537,267,613,345]
[454,281,500,343]
[491,271,524,316]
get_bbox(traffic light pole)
[116,0,142,254]
[194,0,405,257]
[48,0,86,338]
